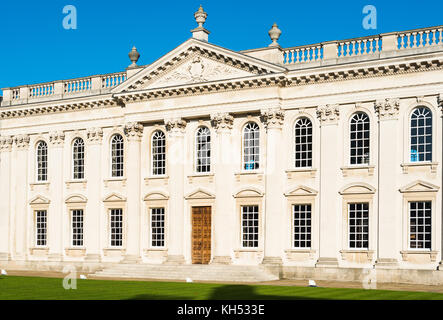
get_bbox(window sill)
[235,170,264,176]
[285,168,317,178]
[340,165,375,177]
[65,180,87,188]
[103,177,127,187]
[401,162,438,174]
[188,173,214,184]
[65,248,86,257]
[340,249,374,261]
[144,175,169,186]
[400,250,438,262]
[29,247,49,256]
[103,248,125,256]
[30,182,50,191]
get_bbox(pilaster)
[12,134,30,261]
[374,98,400,268]
[316,105,340,267]
[0,136,13,261]
[84,127,103,262]
[122,122,143,263]
[164,117,187,264]
[210,112,234,264]
[261,108,285,265]
[48,131,65,261]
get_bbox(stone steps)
[91,264,279,282]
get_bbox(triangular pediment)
[400,180,439,193]
[185,188,215,200]
[339,183,376,195]
[113,39,285,94]
[29,195,50,205]
[285,185,318,197]
[103,193,126,202]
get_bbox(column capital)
[438,94,443,113]
[316,104,339,124]
[260,107,285,129]
[124,122,144,141]
[164,117,187,135]
[49,131,65,147]
[374,98,400,119]
[13,134,30,150]
[0,136,13,152]
[86,127,103,144]
[210,112,234,132]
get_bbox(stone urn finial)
[194,5,207,28]
[191,5,210,42]
[268,23,282,47]
[128,46,140,68]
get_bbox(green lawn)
[0,275,442,300]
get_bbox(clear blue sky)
[0,0,441,92]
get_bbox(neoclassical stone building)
[1,7,443,284]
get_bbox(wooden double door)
[191,206,211,264]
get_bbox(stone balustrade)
[1,71,127,106]
[282,25,442,65]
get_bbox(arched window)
[294,118,313,168]
[196,126,211,173]
[72,138,85,180]
[350,112,370,165]
[111,134,124,177]
[152,130,166,175]
[243,122,260,170]
[410,107,432,162]
[36,141,48,182]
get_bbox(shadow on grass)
[130,284,326,300]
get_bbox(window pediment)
[234,187,264,198]
[399,180,439,193]
[29,195,50,205]
[285,185,318,197]
[339,183,376,195]
[144,191,169,201]
[103,193,126,202]
[185,188,215,200]
[65,194,87,204]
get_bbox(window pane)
[111,135,124,177]
[152,131,166,175]
[350,113,370,165]
[294,118,313,168]
[348,203,369,249]
[196,127,211,173]
[241,206,259,248]
[409,201,431,249]
[293,204,312,248]
[410,107,432,162]
[243,123,260,170]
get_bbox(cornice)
[0,57,442,120]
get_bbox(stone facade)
[0,7,443,284]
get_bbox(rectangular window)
[110,208,123,247]
[241,205,259,248]
[348,203,369,249]
[409,201,431,249]
[71,209,84,247]
[293,204,311,248]
[151,207,165,247]
[35,210,47,247]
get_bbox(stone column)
[48,131,65,261]
[12,134,30,261]
[122,122,143,263]
[84,128,103,262]
[374,99,401,268]
[261,108,285,265]
[0,137,13,261]
[211,113,234,264]
[164,118,187,264]
[316,105,340,267]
